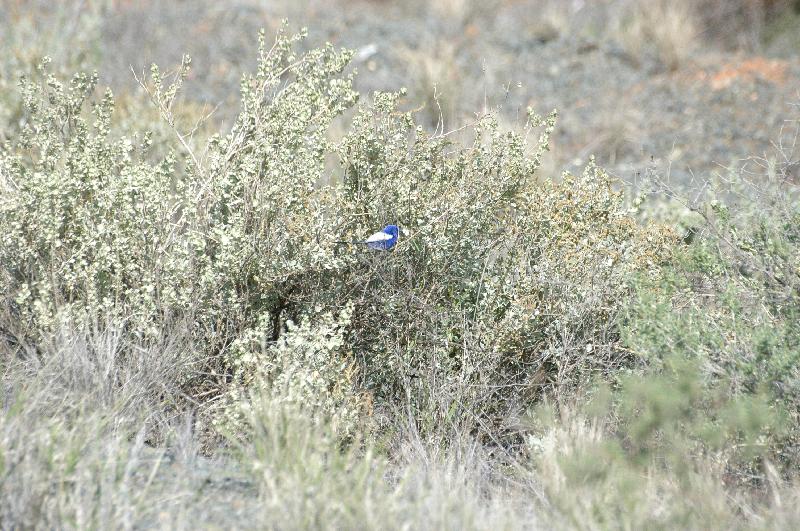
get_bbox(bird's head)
[383,225,400,239]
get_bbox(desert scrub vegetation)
[0,25,675,435]
[2,24,800,528]
[624,158,800,467]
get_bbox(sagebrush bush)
[0,25,678,440]
[223,304,366,439]
[0,1,103,138]
[0,63,195,338]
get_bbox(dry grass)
[5,325,800,529]
[617,0,701,71]
[0,324,216,528]
[398,39,464,129]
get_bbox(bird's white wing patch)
[365,231,392,243]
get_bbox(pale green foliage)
[241,396,384,528]
[0,2,103,135]
[224,304,365,437]
[0,26,676,440]
[0,25,357,351]
[529,408,741,529]
[623,168,800,468]
[196,27,357,310]
[527,357,790,529]
[330,95,676,425]
[0,61,192,338]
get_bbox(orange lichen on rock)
[704,57,789,90]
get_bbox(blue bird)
[337,224,400,250]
